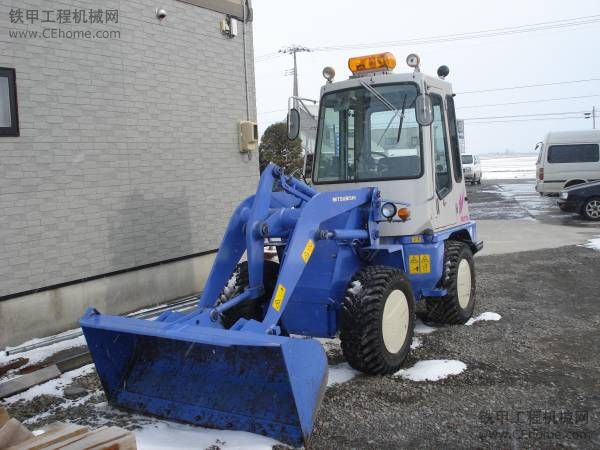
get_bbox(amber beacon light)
[348,52,396,74]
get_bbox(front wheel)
[582,197,600,221]
[426,241,476,324]
[217,260,279,328]
[340,266,415,375]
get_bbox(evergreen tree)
[258,122,303,174]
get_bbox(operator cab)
[288,52,467,236]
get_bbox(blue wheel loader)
[81,52,483,447]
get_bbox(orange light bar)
[348,52,396,74]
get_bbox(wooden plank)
[0,418,35,448]
[55,352,92,374]
[6,423,88,450]
[88,433,136,450]
[0,365,61,398]
[59,427,132,450]
[38,427,108,450]
[0,405,9,427]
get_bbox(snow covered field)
[480,155,537,180]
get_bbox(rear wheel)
[218,260,279,328]
[582,197,600,221]
[340,266,415,375]
[426,241,476,324]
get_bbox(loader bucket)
[80,309,328,447]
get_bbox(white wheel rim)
[457,259,472,309]
[586,200,600,218]
[382,290,409,354]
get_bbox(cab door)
[430,91,462,230]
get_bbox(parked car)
[461,154,482,184]
[535,130,600,195]
[558,180,600,220]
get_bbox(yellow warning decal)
[409,254,431,274]
[419,254,431,273]
[409,255,420,274]
[272,284,286,311]
[411,235,424,243]
[301,239,315,264]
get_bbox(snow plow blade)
[80,308,328,447]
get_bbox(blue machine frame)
[80,163,480,446]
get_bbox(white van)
[535,130,600,195]
[461,154,482,184]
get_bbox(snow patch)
[327,362,360,386]
[3,364,96,404]
[135,421,280,450]
[414,318,437,334]
[1,330,85,367]
[410,336,422,350]
[394,360,466,381]
[581,237,600,251]
[465,312,502,326]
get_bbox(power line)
[466,116,586,125]
[314,15,600,51]
[260,94,599,114]
[459,94,600,108]
[457,77,600,94]
[462,110,589,121]
[255,14,600,61]
[259,108,287,115]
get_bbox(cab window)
[547,144,599,163]
[432,95,452,198]
[446,95,462,182]
[313,83,423,183]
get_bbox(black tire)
[426,241,476,324]
[218,260,279,328]
[581,197,600,221]
[340,266,415,375]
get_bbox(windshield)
[461,155,473,164]
[313,83,422,183]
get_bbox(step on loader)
[81,52,483,447]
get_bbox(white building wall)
[0,0,259,346]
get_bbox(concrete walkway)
[476,219,599,255]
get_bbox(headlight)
[559,192,568,200]
[381,202,397,219]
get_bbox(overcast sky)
[252,0,600,154]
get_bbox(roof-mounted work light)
[406,53,421,71]
[322,66,336,83]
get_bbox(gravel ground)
[311,244,600,449]
[3,245,600,449]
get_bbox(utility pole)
[279,45,311,108]
[586,107,597,129]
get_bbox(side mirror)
[287,108,300,141]
[415,94,434,126]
